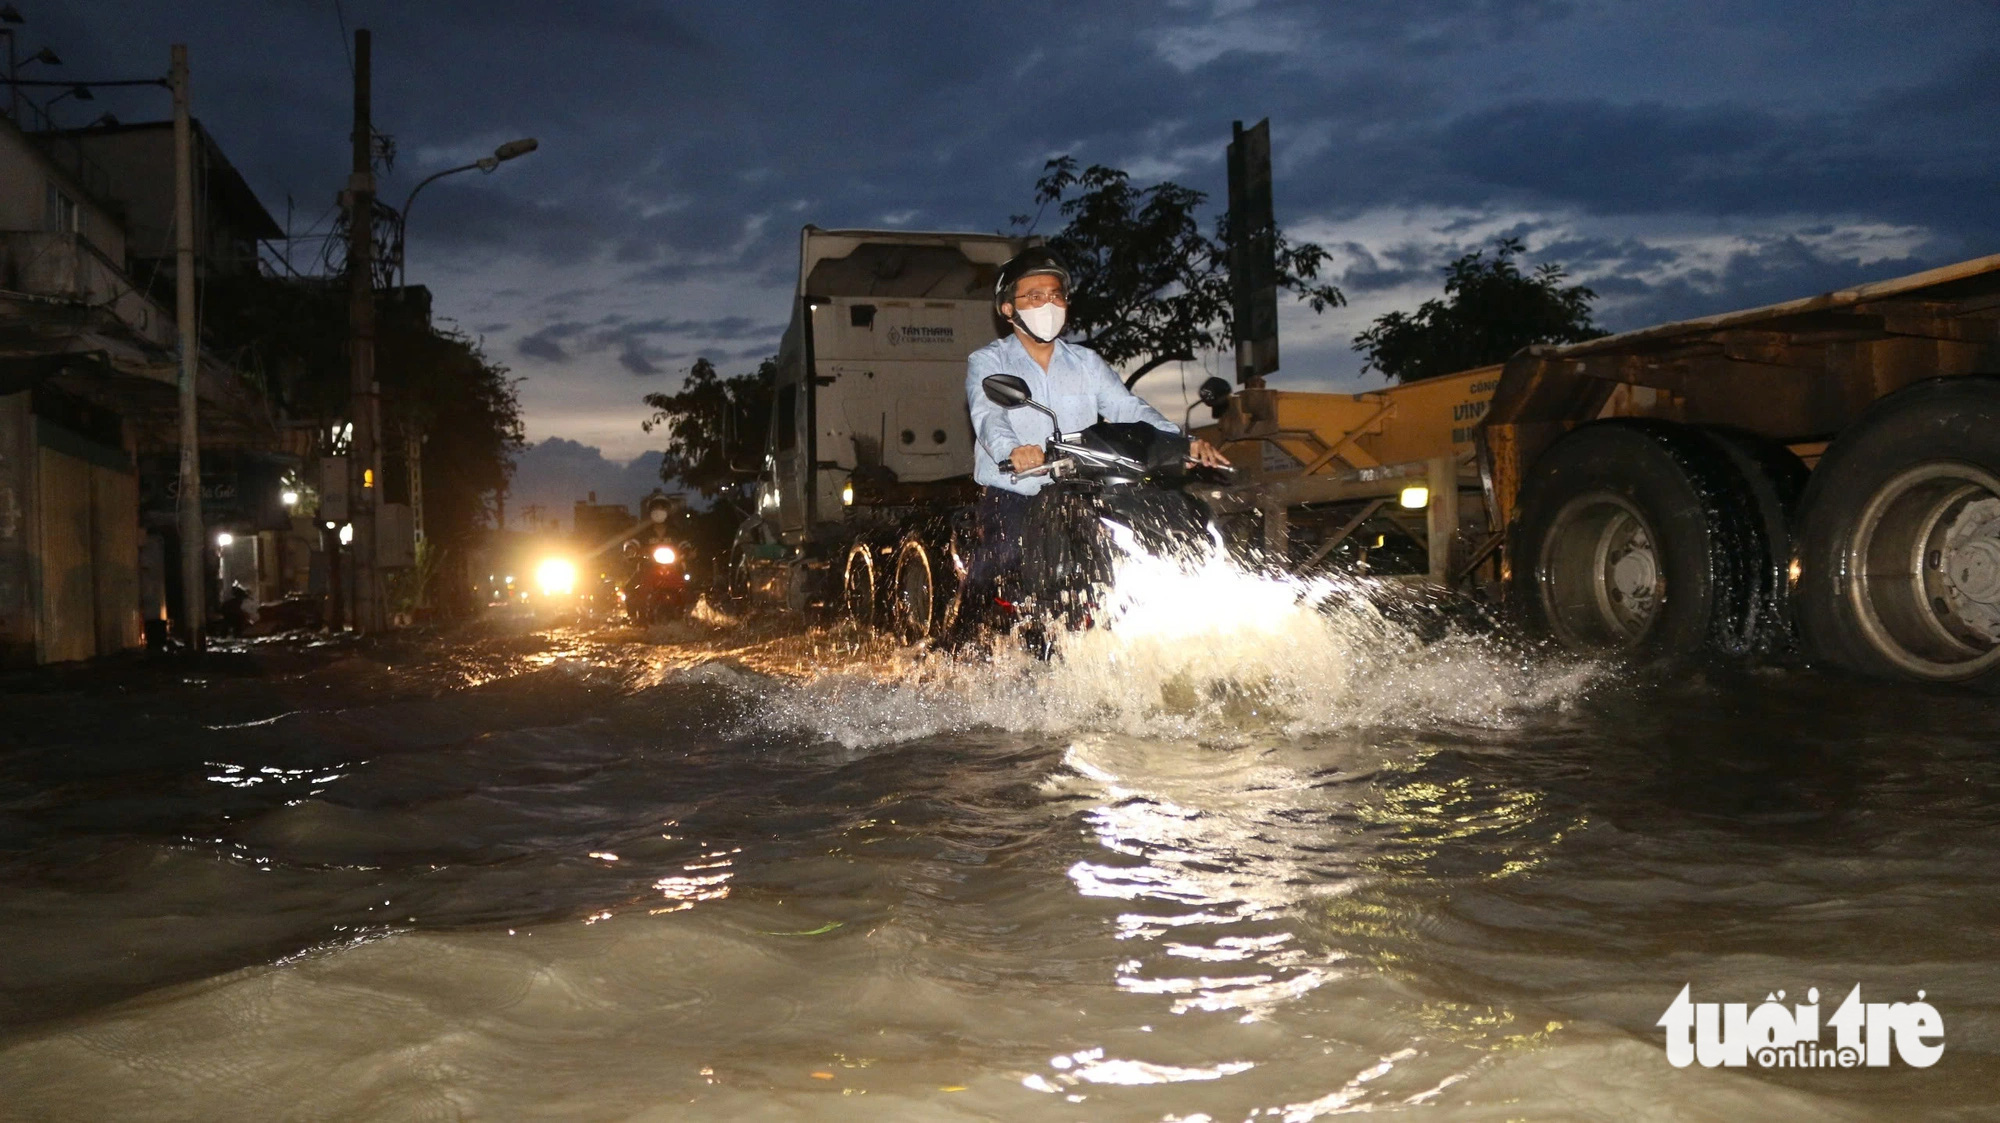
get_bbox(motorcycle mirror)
[1197,376,1232,417]
[982,374,1033,408]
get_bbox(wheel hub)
[1611,539,1659,608]
[1846,462,2000,678]
[1940,496,2000,642]
[1538,492,1666,650]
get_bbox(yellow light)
[1398,485,1430,509]
[535,557,577,596]
[841,480,855,507]
[363,468,374,489]
[651,544,676,565]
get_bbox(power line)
[333,0,354,79]
[0,77,167,87]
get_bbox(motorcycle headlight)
[651,545,676,566]
[535,557,577,595]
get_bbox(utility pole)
[346,28,383,631]
[171,43,204,649]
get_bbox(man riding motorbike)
[622,492,694,623]
[959,247,1229,625]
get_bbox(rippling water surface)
[2,567,1997,1120]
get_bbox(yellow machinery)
[1192,366,1502,585]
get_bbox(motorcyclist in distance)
[960,247,1229,619]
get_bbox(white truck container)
[731,227,1035,628]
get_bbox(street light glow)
[215,532,234,547]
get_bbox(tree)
[1021,157,1345,388]
[1353,237,1605,383]
[375,308,525,552]
[202,275,524,616]
[640,356,775,502]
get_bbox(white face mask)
[1016,302,1065,343]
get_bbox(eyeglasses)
[1012,287,1068,309]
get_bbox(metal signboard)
[1227,117,1279,383]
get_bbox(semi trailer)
[1199,252,2000,687]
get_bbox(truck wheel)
[890,535,950,643]
[1701,427,1809,656]
[1510,420,1765,658]
[842,541,877,630]
[1795,376,2000,686]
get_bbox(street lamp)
[396,136,538,289]
[42,81,90,120]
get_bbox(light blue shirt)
[966,335,1179,495]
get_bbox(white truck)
[729,227,1036,636]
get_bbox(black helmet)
[993,247,1071,316]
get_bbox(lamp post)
[396,137,537,290]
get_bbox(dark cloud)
[505,437,668,527]
[38,0,2000,451]
[511,311,784,373]
[1599,236,1938,330]
[516,330,570,362]
[617,346,660,376]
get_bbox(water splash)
[747,531,1599,748]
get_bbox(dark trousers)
[962,486,1035,611]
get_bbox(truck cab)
[736,227,1034,613]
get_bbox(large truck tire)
[890,533,952,643]
[841,540,878,631]
[1508,420,1770,659]
[1700,427,1809,656]
[1795,376,2000,687]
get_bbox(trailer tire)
[1795,376,2000,687]
[1509,420,1766,659]
[1700,427,1809,655]
[842,540,878,631]
[890,534,951,643]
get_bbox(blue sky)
[40,1,2000,513]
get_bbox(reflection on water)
[0,558,1995,1119]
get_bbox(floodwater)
[1,553,1996,1121]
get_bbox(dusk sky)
[39,1,2000,510]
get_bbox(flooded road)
[1,589,1996,1120]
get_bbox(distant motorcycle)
[623,539,693,624]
